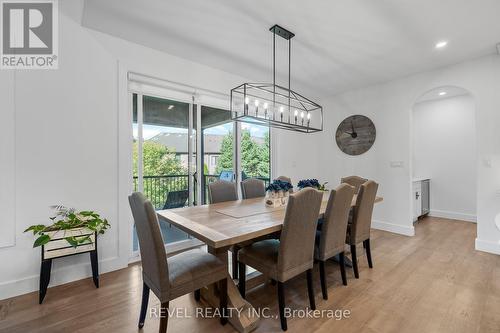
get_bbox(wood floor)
[1,216,500,333]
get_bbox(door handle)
[416,192,420,200]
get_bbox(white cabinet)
[413,178,430,222]
[413,181,422,222]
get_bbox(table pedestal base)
[202,246,259,333]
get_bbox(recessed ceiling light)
[435,41,448,49]
[439,91,447,96]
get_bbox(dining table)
[157,191,383,333]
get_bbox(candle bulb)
[244,97,249,114]
[307,112,311,127]
[263,102,268,118]
[301,111,305,125]
[280,106,284,121]
[254,100,259,117]
[294,110,298,124]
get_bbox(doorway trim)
[409,85,477,232]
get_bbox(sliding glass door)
[132,93,195,252]
[240,123,270,187]
[200,105,235,204]
[129,75,271,257]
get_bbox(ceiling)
[82,0,500,98]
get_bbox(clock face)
[335,115,376,156]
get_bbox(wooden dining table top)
[157,191,383,249]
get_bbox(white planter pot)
[266,191,288,208]
[43,227,96,259]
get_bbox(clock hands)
[347,120,358,139]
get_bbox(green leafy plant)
[318,182,328,191]
[24,205,110,248]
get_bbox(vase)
[266,190,286,207]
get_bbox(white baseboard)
[475,238,500,255]
[0,256,126,301]
[429,209,476,223]
[372,220,415,236]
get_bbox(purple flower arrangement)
[266,179,293,193]
[297,179,328,191]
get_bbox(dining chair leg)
[139,282,150,328]
[306,269,316,310]
[319,261,328,300]
[339,252,347,286]
[364,239,373,268]
[194,289,201,301]
[277,282,287,331]
[159,301,169,333]
[238,262,246,299]
[351,244,359,279]
[219,278,228,325]
[232,247,239,279]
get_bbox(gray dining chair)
[207,180,241,279]
[346,180,379,279]
[208,180,238,204]
[237,177,279,279]
[237,188,323,331]
[129,192,228,333]
[240,178,266,199]
[341,175,368,194]
[314,184,355,299]
[275,175,292,183]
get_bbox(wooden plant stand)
[39,228,99,304]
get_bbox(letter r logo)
[2,2,53,54]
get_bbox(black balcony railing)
[133,174,270,209]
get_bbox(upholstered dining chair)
[314,184,355,300]
[341,175,368,194]
[238,188,323,331]
[208,180,238,204]
[207,180,241,279]
[345,180,378,279]
[240,178,266,199]
[275,175,292,183]
[129,192,228,333]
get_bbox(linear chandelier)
[230,25,323,133]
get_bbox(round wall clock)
[335,115,376,156]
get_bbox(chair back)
[208,180,238,204]
[341,175,368,194]
[276,175,292,184]
[129,192,169,297]
[162,190,189,209]
[318,184,355,260]
[350,180,379,244]
[278,188,323,278]
[241,178,266,199]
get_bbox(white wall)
[0,71,15,248]
[318,54,500,250]
[413,95,476,222]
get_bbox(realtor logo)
[1,0,58,69]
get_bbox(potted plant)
[265,180,293,207]
[24,205,110,251]
[24,205,110,303]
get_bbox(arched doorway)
[410,86,477,232]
